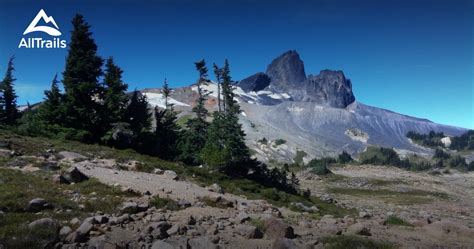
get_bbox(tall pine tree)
[62,14,104,141]
[0,56,19,125]
[202,60,250,173]
[179,60,210,164]
[39,74,64,125]
[103,57,128,126]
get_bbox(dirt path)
[74,162,254,205]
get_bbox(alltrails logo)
[18,9,67,49]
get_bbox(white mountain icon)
[23,9,61,36]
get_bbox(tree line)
[0,14,297,193]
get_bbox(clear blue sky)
[0,0,472,128]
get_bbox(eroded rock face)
[238,72,271,92]
[265,50,307,91]
[302,70,355,108]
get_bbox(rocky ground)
[1,138,474,248]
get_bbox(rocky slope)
[141,50,467,164]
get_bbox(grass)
[150,196,181,211]
[176,114,192,128]
[320,235,394,249]
[0,130,357,219]
[328,187,449,205]
[384,216,413,227]
[0,167,132,248]
[249,217,265,232]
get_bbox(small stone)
[163,170,178,180]
[207,183,224,194]
[236,224,263,239]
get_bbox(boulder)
[359,211,372,219]
[346,223,371,236]
[263,218,295,239]
[151,240,174,249]
[118,202,139,214]
[27,198,53,212]
[188,236,218,249]
[59,226,72,237]
[272,238,299,249]
[163,170,178,180]
[235,212,250,224]
[166,222,187,236]
[236,224,263,239]
[28,218,59,231]
[65,166,89,183]
[58,151,87,162]
[207,183,224,194]
[153,168,164,174]
[52,174,70,184]
[178,199,192,208]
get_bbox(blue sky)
[0,0,472,128]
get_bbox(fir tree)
[0,56,19,125]
[162,78,170,108]
[124,90,151,136]
[39,74,64,124]
[103,57,128,125]
[179,60,210,164]
[213,63,222,112]
[62,14,104,141]
[202,60,250,172]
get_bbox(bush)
[274,138,286,146]
[384,216,413,226]
[150,196,180,211]
[338,151,353,163]
[307,157,334,175]
[433,148,451,159]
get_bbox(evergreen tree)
[213,63,222,112]
[0,56,19,125]
[179,60,210,164]
[153,79,180,159]
[162,78,170,108]
[124,90,151,136]
[62,14,104,141]
[103,57,128,125]
[39,74,64,124]
[202,60,250,172]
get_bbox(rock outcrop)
[265,50,307,91]
[238,72,271,92]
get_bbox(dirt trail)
[74,162,256,205]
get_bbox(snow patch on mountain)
[143,92,190,108]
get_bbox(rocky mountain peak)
[265,50,307,91]
[302,70,355,108]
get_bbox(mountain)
[141,50,467,164]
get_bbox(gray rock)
[178,199,191,208]
[65,166,89,183]
[151,240,174,249]
[59,151,87,162]
[163,170,178,180]
[166,222,187,236]
[52,174,70,184]
[76,221,94,237]
[28,218,59,230]
[235,213,250,224]
[153,168,164,174]
[188,236,218,249]
[27,198,52,212]
[359,211,372,219]
[265,50,307,91]
[264,218,295,239]
[236,224,263,239]
[207,183,224,194]
[118,202,139,214]
[238,72,271,92]
[272,238,299,249]
[346,223,371,236]
[59,226,72,237]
